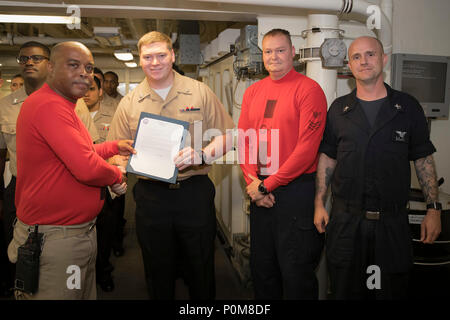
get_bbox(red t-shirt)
[16,83,122,225]
[238,68,327,192]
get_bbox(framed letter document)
[126,112,189,184]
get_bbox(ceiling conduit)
[194,0,393,87]
[194,0,392,55]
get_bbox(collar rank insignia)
[394,104,402,110]
[394,130,408,142]
[343,106,350,113]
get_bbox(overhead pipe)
[221,0,393,102]
[195,0,393,57]
[381,0,393,24]
[0,34,138,47]
[303,14,340,107]
[196,0,344,12]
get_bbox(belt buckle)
[169,182,180,189]
[365,210,380,220]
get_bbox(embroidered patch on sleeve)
[308,111,322,131]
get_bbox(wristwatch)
[426,202,442,210]
[258,181,269,195]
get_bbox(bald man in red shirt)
[9,42,134,300]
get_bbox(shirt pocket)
[381,141,409,187]
[185,113,204,148]
[1,124,16,136]
[128,118,139,140]
[184,111,204,124]
[383,128,410,163]
[384,128,409,154]
[335,141,356,178]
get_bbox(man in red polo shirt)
[9,41,134,300]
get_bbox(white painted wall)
[392,0,450,194]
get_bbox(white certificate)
[126,112,189,183]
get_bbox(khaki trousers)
[8,219,97,300]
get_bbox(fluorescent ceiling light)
[0,14,80,25]
[114,51,134,61]
[93,26,120,37]
[125,62,137,68]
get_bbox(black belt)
[139,178,182,189]
[332,199,404,221]
[137,175,207,190]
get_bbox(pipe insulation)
[194,0,392,54]
[0,34,138,47]
[304,14,340,108]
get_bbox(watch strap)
[426,202,442,210]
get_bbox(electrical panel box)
[178,34,201,65]
[234,25,263,79]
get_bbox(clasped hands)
[110,140,136,196]
[111,165,127,196]
[172,149,277,208]
[246,174,275,208]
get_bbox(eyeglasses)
[16,55,49,65]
